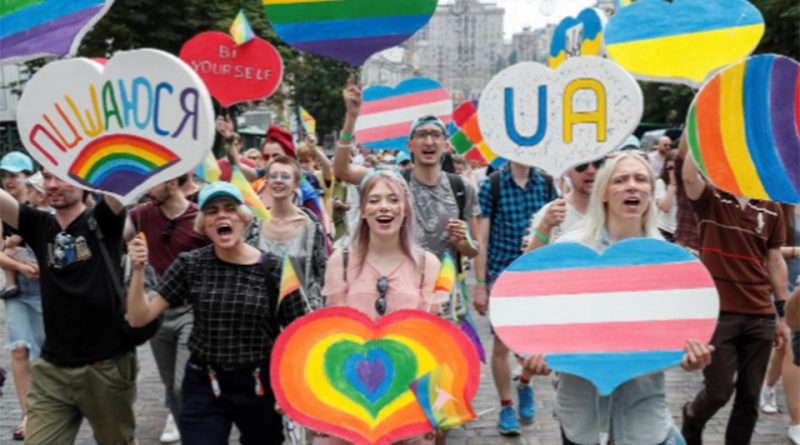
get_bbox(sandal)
[12,417,25,441]
[0,286,20,300]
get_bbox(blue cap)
[0,152,34,173]
[198,181,244,209]
[617,135,641,151]
[396,152,411,165]
[408,115,448,138]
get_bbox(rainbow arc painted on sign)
[68,134,179,196]
[687,55,800,204]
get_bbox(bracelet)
[534,229,550,244]
[340,132,355,141]
[794,246,800,258]
[476,279,486,285]
[775,299,786,318]
[337,141,355,149]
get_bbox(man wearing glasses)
[124,174,210,443]
[334,80,481,273]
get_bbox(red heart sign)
[179,31,283,107]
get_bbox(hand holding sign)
[16,49,215,205]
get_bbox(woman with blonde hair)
[522,152,713,445]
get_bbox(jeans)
[683,313,775,444]
[180,357,284,445]
[4,275,45,357]
[149,305,192,419]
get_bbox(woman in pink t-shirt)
[316,170,441,445]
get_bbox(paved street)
[0,300,793,445]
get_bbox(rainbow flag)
[279,255,301,304]
[298,106,316,135]
[461,220,477,251]
[409,364,476,430]
[230,167,271,222]
[229,9,255,45]
[195,152,222,183]
[434,253,456,294]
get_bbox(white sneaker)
[760,385,778,414]
[160,414,180,443]
[789,424,800,445]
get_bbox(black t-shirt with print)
[18,200,131,366]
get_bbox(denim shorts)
[4,275,45,358]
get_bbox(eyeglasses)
[266,172,293,182]
[375,276,389,316]
[574,159,605,173]
[161,219,177,242]
[412,130,445,140]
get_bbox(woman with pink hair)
[315,170,441,444]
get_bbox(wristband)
[795,246,800,258]
[775,299,786,318]
[476,279,486,285]
[340,132,355,141]
[337,141,355,149]
[534,229,550,244]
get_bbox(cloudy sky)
[441,0,599,39]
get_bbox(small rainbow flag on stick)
[195,152,222,183]
[279,255,301,305]
[230,167,271,222]
[409,364,476,430]
[435,253,456,294]
[299,106,316,135]
[229,9,255,45]
[461,220,478,251]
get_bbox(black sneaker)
[681,402,703,445]
[0,286,20,300]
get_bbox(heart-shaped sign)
[686,54,800,204]
[478,57,642,175]
[449,101,505,168]
[355,77,452,152]
[262,0,438,66]
[604,0,764,86]
[271,307,480,445]
[179,31,283,107]
[549,8,606,69]
[16,49,215,205]
[0,0,114,63]
[490,239,719,395]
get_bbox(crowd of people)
[0,80,797,445]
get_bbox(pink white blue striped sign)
[354,77,452,151]
[489,238,719,394]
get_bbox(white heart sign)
[17,49,215,205]
[478,57,642,175]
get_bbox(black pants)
[180,357,284,445]
[683,313,774,445]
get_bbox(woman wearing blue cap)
[126,181,309,444]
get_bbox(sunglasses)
[375,276,389,316]
[574,159,605,173]
[262,153,280,162]
[266,172,293,182]
[161,219,177,243]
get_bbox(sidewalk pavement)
[0,301,793,445]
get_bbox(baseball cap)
[0,152,34,173]
[396,152,411,165]
[617,135,641,151]
[408,115,448,138]
[198,181,244,209]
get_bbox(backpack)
[400,169,467,220]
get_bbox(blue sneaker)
[518,384,535,423]
[498,405,520,436]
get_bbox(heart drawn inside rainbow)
[687,54,800,204]
[271,307,480,445]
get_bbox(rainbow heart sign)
[687,55,800,204]
[16,49,214,205]
[262,0,437,66]
[604,0,764,86]
[180,32,283,107]
[0,0,114,63]
[489,238,719,395]
[355,77,452,152]
[449,101,504,168]
[549,8,606,69]
[478,57,642,175]
[271,307,480,445]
